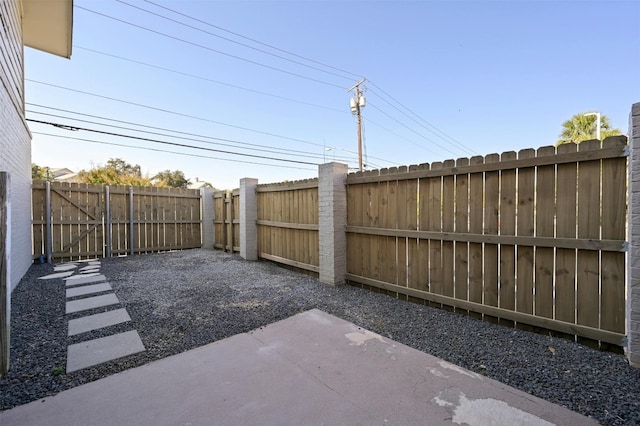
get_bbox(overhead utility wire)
[75,5,345,89]
[26,110,356,163]
[27,118,319,166]
[143,0,362,80]
[367,102,461,157]
[116,0,355,82]
[27,103,392,166]
[32,132,314,171]
[74,46,345,114]
[26,79,327,148]
[368,81,475,155]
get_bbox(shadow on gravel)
[2,249,639,425]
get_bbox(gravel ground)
[1,249,639,424]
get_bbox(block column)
[200,187,215,250]
[628,102,640,367]
[239,178,258,260]
[319,162,348,285]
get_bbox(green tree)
[556,112,622,145]
[31,163,52,181]
[78,158,151,186]
[153,170,191,189]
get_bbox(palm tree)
[556,112,622,145]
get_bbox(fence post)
[628,102,640,367]
[318,162,348,285]
[45,180,52,264]
[1,172,10,375]
[201,187,215,250]
[129,187,134,256]
[239,178,258,260]
[105,185,111,257]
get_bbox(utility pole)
[348,78,366,171]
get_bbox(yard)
[1,249,639,425]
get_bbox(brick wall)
[1,0,32,291]
[628,102,640,367]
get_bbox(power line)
[32,131,315,171]
[26,79,327,148]
[27,118,320,166]
[75,5,346,89]
[142,0,363,80]
[26,110,356,162]
[74,46,345,114]
[368,81,476,155]
[368,102,462,157]
[27,103,398,167]
[115,0,356,82]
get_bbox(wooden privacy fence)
[32,182,202,261]
[345,137,628,346]
[256,179,319,272]
[213,189,239,253]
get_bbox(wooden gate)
[213,189,239,253]
[32,182,104,261]
[32,182,202,261]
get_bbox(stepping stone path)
[39,260,145,373]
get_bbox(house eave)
[21,0,73,59]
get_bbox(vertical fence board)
[601,137,627,333]
[416,164,430,293]
[483,154,500,319]
[516,149,535,317]
[442,160,455,299]
[555,143,577,326]
[577,140,602,332]
[468,156,484,314]
[499,152,517,324]
[454,158,469,310]
[428,163,443,301]
[535,146,556,319]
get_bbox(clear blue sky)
[26,0,640,189]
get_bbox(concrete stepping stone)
[66,283,112,298]
[66,330,145,373]
[80,269,101,274]
[79,265,100,272]
[38,271,75,280]
[54,264,78,272]
[65,274,106,287]
[68,308,131,336]
[66,294,119,314]
[88,261,101,266]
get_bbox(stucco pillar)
[239,178,258,260]
[628,102,640,367]
[318,162,348,285]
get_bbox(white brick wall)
[1,78,32,292]
[628,102,640,367]
[239,178,258,261]
[318,162,348,285]
[1,0,32,292]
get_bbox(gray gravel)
[1,249,639,424]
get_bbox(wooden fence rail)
[32,182,202,261]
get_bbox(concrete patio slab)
[38,271,74,280]
[64,274,106,287]
[65,294,119,314]
[66,330,145,373]
[68,308,131,336]
[53,264,77,272]
[66,283,112,298]
[0,309,597,426]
